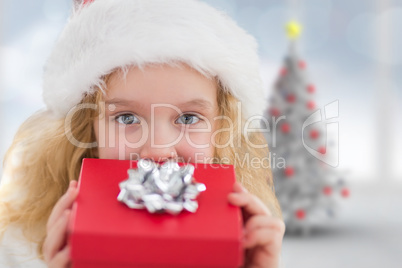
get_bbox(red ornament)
[269,108,280,117]
[287,94,296,103]
[280,68,287,76]
[299,61,306,69]
[323,186,332,196]
[295,209,306,220]
[310,129,319,139]
[307,84,315,93]
[307,101,316,110]
[318,146,326,154]
[341,188,350,198]
[284,166,294,177]
[281,123,291,134]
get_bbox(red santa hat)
[43,0,265,120]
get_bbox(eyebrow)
[105,98,214,111]
[105,98,136,106]
[177,99,214,111]
[105,99,146,111]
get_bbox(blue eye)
[115,114,140,125]
[176,114,200,125]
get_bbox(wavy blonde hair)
[0,68,281,259]
[214,86,281,218]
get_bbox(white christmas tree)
[264,22,349,235]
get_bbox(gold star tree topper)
[286,21,302,39]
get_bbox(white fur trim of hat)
[43,0,265,120]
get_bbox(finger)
[44,210,71,262]
[48,245,71,268]
[47,181,78,230]
[244,215,285,235]
[243,227,284,252]
[243,228,283,268]
[232,182,247,193]
[228,191,271,216]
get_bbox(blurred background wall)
[1,0,401,267]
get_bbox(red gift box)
[69,159,243,268]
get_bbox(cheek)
[95,125,122,159]
[97,146,119,159]
[94,119,144,159]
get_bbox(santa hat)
[43,0,265,120]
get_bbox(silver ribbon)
[117,159,206,215]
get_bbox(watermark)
[64,101,267,151]
[126,152,286,170]
[301,100,339,167]
[64,100,339,166]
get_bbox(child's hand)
[43,180,78,268]
[228,182,285,268]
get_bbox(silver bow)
[117,160,206,215]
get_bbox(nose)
[139,124,179,162]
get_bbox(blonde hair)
[0,69,281,259]
[0,93,100,258]
[214,85,282,218]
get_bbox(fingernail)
[228,192,240,200]
[64,210,71,218]
[69,180,78,189]
[240,185,248,193]
[235,182,246,193]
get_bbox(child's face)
[93,64,219,163]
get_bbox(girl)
[0,0,285,267]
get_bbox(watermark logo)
[302,100,339,167]
[63,100,339,168]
